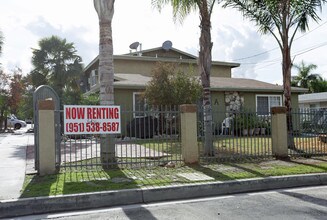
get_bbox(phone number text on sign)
[64,105,121,134]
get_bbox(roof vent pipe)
[139,43,142,56]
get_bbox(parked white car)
[7,115,27,130]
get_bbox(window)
[133,92,147,118]
[256,95,282,115]
[89,69,98,87]
[309,104,320,109]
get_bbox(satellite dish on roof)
[162,40,173,51]
[129,41,140,50]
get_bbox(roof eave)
[124,47,198,59]
[210,87,307,93]
[114,84,146,90]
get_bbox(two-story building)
[82,45,306,117]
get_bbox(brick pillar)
[271,106,288,159]
[38,100,56,175]
[180,104,198,164]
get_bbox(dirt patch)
[258,157,327,168]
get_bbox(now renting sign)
[63,105,121,135]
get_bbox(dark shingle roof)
[113,74,306,93]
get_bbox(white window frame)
[256,94,282,115]
[133,92,146,118]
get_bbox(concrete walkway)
[0,128,34,200]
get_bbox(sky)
[0,0,327,85]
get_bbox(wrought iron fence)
[288,108,327,156]
[198,109,273,161]
[56,105,182,170]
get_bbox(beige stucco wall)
[211,65,231,78]
[85,57,232,80]
[299,101,327,109]
[211,92,226,124]
[271,107,288,158]
[318,101,327,108]
[241,92,300,111]
[114,59,231,78]
[291,94,299,109]
[114,88,139,108]
[112,88,301,137]
[114,88,144,137]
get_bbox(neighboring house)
[299,92,327,109]
[82,45,306,121]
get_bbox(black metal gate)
[58,105,183,170]
[288,109,327,156]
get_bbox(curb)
[1,173,327,218]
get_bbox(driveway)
[0,126,33,200]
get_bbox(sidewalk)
[0,128,34,201]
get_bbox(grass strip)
[21,157,327,198]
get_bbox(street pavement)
[19,185,327,220]
[0,125,34,200]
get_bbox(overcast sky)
[0,0,326,85]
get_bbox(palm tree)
[310,79,327,93]
[224,0,327,149]
[152,0,217,156]
[94,0,116,164]
[292,61,322,93]
[31,35,83,102]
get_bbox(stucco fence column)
[180,104,199,164]
[38,100,57,176]
[271,106,288,159]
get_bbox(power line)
[239,40,327,69]
[231,20,327,62]
[233,47,278,61]
[254,62,280,71]
[293,41,327,57]
[293,20,327,41]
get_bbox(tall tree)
[0,70,9,131]
[94,0,116,164]
[310,79,327,93]
[0,32,7,130]
[224,0,326,148]
[152,0,218,155]
[144,62,202,106]
[8,68,25,115]
[292,61,322,93]
[31,35,83,102]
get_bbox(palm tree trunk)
[282,39,295,150]
[199,2,214,156]
[281,2,296,151]
[94,0,116,165]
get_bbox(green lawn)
[21,156,327,198]
[25,136,326,199]
[197,136,327,157]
